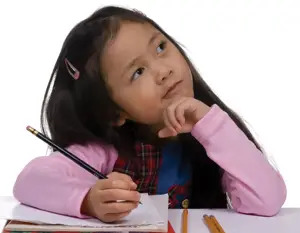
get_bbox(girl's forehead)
[101,22,162,81]
[104,22,159,57]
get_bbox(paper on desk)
[0,193,167,228]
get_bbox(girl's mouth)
[163,80,183,99]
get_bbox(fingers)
[158,128,174,138]
[174,100,187,126]
[162,110,177,136]
[96,178,137,191]
[164,98,187,132]
[107,172,135,185]
[165,108,181,131]
[99,189,141,203]
[103,201,139,214]
[84,172,141,223]
[159,97,202,138]
[104,171,137,190]
[95,175,141,204]
[95,199,138,222]
[102,210,131,223]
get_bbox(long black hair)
[41,6,262,208]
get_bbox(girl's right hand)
[80,172,141,222]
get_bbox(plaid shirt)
[113,142,191,208]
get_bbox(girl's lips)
[163,80,183,99]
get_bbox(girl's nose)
[156,67,173,84]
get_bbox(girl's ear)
[113,112,128,127]
[114,118,126,127]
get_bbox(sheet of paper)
[0,193,168,228]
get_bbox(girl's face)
[101,21,194,129]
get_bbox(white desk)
[168,208,300,233]
[0,194,298,233]
[0,220,6,233]
[1,209,298,233]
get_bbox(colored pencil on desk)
[203,215,219,233]
[181,199,189,233]
[182,209,188,233]
[209,215,226,233]
[209,215,225,233]
[26,126,142,204]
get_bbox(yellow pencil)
[182,209,188,233]
[181,199,189,233]
[203,215,219,233]
[209,215,226,233]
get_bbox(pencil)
[182,209,188,233]
[26,126,142,204]
[181,199,189,233]
[203,215,219,233]
[26,126,106,178]
[209,215,226,233]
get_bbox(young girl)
[13,6,286,223]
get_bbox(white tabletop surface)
[168,208,300,233]
[0,200,299,233]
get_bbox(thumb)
[158,127,176,138]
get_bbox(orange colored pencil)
[203,215,219,233]
[182,209,188,233]
[209,215,226,233]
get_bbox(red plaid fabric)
[167,181,191,208]
[113,142,191,208]
[113,142,162,194]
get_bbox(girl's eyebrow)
[121,31,161,76]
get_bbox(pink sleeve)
[191,104,287,216]
[13,143,118,218]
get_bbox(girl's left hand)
[158,97,211,138]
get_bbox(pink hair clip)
[64,58,80,80]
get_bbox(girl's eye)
[131,67,145,81]
[156,41,166,54]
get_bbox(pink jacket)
[13,104,287,218]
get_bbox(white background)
[0,0,299,221]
